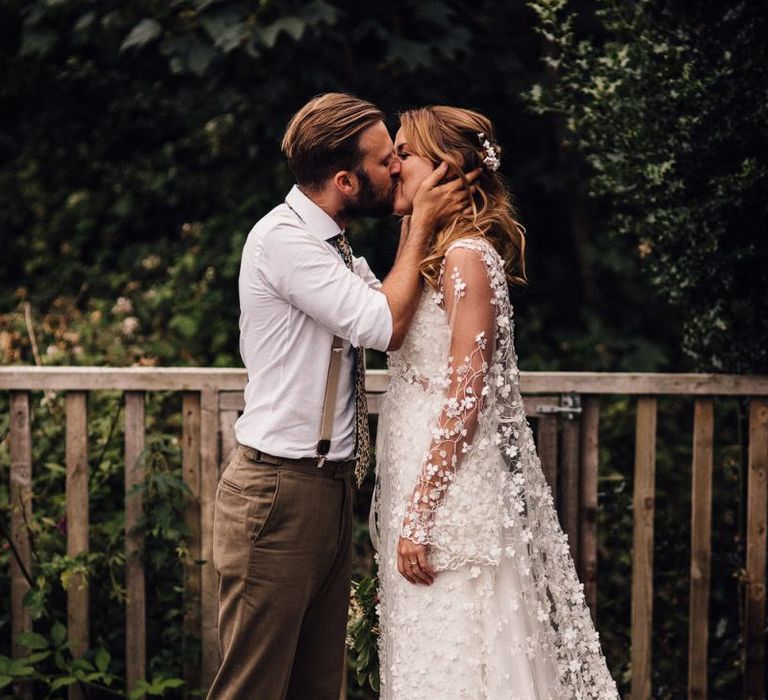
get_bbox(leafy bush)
[528,0,768,373]
[346,576,380,694]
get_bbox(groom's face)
[343,121,400,219]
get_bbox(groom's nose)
[389,154,401,177]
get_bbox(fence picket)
[66,391,89,700]
[579,397,600,618]
[199,388,221,688]
[182,392,202,694]
[631,397,657,700]
[744,398,768,700]
[218,409,239,469]
[688,398,713,699]
[9,391,32,700]
[561,413,581,564]
[538,415,559,501]
[125,391,146,695]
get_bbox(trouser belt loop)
[241,446,282,466]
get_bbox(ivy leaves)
[116,0,340,75]
[120,18,163,52]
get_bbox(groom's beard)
[339,168,395,220]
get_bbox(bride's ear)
[333,170,358,196]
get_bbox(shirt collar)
[285,185,343,241]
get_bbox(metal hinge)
[536,393,582,420]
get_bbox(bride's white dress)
[372,237,619,699]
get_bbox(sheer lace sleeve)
[401,243,496,544]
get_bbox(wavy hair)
[398,106,527,289]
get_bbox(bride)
[371,106,619,699]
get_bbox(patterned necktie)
[331,233,371,486]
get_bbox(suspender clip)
[316,438,331,469]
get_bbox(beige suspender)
[283,198,348,467]
[316,335,344,467]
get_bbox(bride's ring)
[409,561,418,567]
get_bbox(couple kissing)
[208,93,618,700]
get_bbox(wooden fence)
[1,367,767,699]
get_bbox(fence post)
[631,397,657,700]
[579,397,600,618]
[66,391,90,700]
[744,398,767,700]
[10,391,33,700]
[199,388,221,688]
[125,392,146,697]
[182,392,202,695]
[538,414,558,501]
[561,407,581,565]
[688,398,713,699]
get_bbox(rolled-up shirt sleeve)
[353,255,383,290]
[259,223,392,351]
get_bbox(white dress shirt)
[234,185,393,460]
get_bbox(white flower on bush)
[112,296,133,315]
[121,316,139,337]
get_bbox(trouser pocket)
[213,461,280,578]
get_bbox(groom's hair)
[281,93,385,191]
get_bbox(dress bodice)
[387,287,452,390]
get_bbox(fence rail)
[2,367,767,699]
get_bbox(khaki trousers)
[207,446,353,700]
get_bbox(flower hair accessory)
[477,132,500,171]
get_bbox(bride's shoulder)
[435,237,507,308]
[445,236,502,263]
[441,237,505,281]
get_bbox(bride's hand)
[397,536,435,586]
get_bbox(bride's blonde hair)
[398,106,527,289]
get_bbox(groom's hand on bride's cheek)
[397,536,435,586]
[411,163,482,232]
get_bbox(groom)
[208,93,473,699]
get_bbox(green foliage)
[129,676,185,699]
[0,0,678,373]
[0,620,121,698]
[528,0,768,372]
[346,576,380,694]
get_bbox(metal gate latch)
[535,393,582,420]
